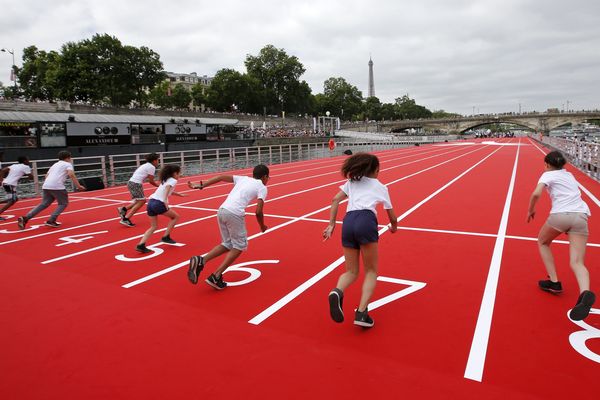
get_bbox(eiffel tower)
[368,56,375,98]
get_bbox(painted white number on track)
[0,224,43,233]
[367,276,427,311]
[115,242,186,262]
[56,231,109,247]
[222,260,280,286]
[568,308,600,364]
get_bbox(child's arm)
[148,174,159,188]
[188,175,234,189]
[386,208,398,233]
[323,190,348,240]
[255,198,268,232]
[0,167,8,184]
[527,183,545,222]
[67,170,86,191]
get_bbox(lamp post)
[0,48,16,94]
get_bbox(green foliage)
[432,109,460,118]
[245,44,311,114]
[17,34,164,106]
[171,83,192,109]
[395,94,432,119]
[149,81,173,109]
[363,96,382,120]
[206,68,259,113]
[191,83,206,109]
[320,77,363,120]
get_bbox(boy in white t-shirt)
[0,156,33,220]
[527,150,595,320]
[323,153,398,328]
[18,151,86,229]
[187,164,269,290]
[118,153,160,227]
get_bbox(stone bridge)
[343,112,600,134]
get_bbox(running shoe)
[45,220,61,228]
[328,288,344,323]
[538,279,563,294]
[17,216,27,230]
[206,273,227,290]
[120,218,135,227]
[161,235,176,244]
[117,207,127,218]
[569,290,596,321]
[0,216,7,221]
[354,308,374,328]
[187,256,204,284]
[135,244,151,254]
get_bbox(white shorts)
[217,208,248,250]
[546,212,589,235]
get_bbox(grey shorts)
[217,208,248,251]
[127,181,145,201]
[546,212,589,235]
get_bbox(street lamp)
[1,48,17,94]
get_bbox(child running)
[527,150,595,320]
[0,156,33,220]
[136,165,186,253]
[18,151,85,229]
[323,153,397,328]
[118,153,160,227]
[187,164,269,290]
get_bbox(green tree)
[17,46,60,101]
[149,80,173,109]
[395,94,432,119]
[245,44,308,114]
[322,77,363,120]
[171,83,191,109]
[206,68,262,113]
[191,83,206,109]
[363,96,382,120]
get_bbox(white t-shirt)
[538,169,590,215]
[3,163,32,186]
[340,177,393,215]
[129,163,156,184]
[42,160,74,190]
[150,177,177,203]
[221,176,268,216]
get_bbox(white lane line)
[528,138,600,208]
[122,145,494,288]
[464,140,521,382]
[248,145,505,325]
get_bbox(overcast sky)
[1,0,599,115]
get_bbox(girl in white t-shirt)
[323,153,398,328]
[527,150,595,320]
[136,165,186,253]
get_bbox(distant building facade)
[165,71,213,93]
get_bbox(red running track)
[1,138,599,399]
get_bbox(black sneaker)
[161,235,176,244]
[135,244,151,254]
[538,279,563,294]
[206,273,227,290]
[117,207,127,218]
[328,288,344,323]
[569,290,596,321]
[187,256,205,284]
[45,220,61,228]
[354,308,374,328]
[17,216,27,230]
[120,218,135,227]
[0,216,7,221]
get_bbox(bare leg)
[125,200,146,219]
[162,209,179,236]
[337,247,360,292]
[203,244,230,264]
[537,223,562,281]
[138,216,158,245]
[358,242,378,312]
[214,248,243,277]
[0,199,15,214]
[569,233,590,293]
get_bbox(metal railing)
[540,136,600,180]
[2,140,413,198]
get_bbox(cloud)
[1,0,599,114]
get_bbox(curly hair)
[158,164,181,182]
[341,153,380,181]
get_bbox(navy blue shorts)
[3,185,18,203]
[147,198,168,216]
[341,210,379,249]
